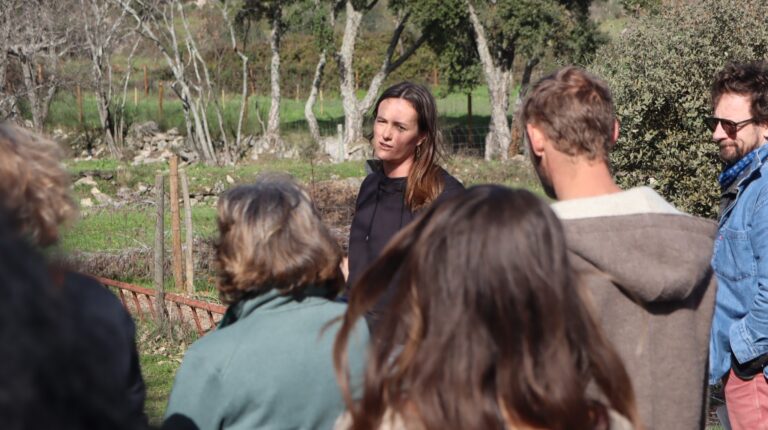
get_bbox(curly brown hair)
[0,123,76,247]
[711,61,768,126]
[214,174,344,305]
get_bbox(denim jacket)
[710,144,768,384]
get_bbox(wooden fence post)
[154,174,167,327]
[180,169,195,294]
[169,155,184,292]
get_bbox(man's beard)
[531,153,557,199]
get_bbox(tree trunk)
[305,50,326,143]
[486,72,511,160]
[467,0,511,160]
[266,7,282,149]
[338,1,364,154]
[0,56,16,121]
[509,57,539,157]
[20,57,46,131]
[95,85,120,157]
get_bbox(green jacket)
[163,288,369,430]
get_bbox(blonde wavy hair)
[0,123,76,247]
[214,174,343,305]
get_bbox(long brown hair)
[333,186,638,430]
[370,82,445,211]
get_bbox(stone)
[127,121,160,142]
[80,198,93,208]
[90,187,114,204]
[74,176,98,187]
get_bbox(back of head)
[334,185,637,430]
[215,174,343,305]
[711,61,768,124]
[521,66,616,163]
[0,123,76,247]
[0,211,132,429]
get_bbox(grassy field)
[46,85,513,140]
[62,156,540,258]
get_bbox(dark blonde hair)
[0,123,76,247]
[521,67,616,163]
[334,186,638,430]
[371,82,445,211]
[215,175,344,305]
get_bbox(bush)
[591,0,768,218]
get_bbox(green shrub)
[592,0,768,218]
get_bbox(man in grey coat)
[520,66,718,430]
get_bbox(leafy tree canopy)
[592,0,768,218]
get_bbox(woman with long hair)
[334,186,639,430]
[346,82,463,294]
[164,175,369,430]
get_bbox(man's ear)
[526,123,547,157]
[609,118,620,149]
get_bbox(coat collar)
[218,285,334,329]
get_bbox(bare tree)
[112,0,219,164]
[304,0,342,144]
[5,0,75,131]
[236,0,294,155]
[219,0,252,162]
[466,1,511,161]
[266,4,283,149]
[0,0,19,121]
[80,0,129,158]
[336,0,426,158]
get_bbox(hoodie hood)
[553,187,717,304]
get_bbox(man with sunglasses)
[708,61,768,429]
[521,66,718,430]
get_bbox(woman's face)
[373,97,424,177]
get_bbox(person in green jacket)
[163,174,369,430]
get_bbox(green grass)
[61,206,219,253]
[62,157,538,253]
[141,352,179,426]
[46,84,517,139]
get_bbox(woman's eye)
[398,126,406,131]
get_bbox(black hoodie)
[347,166,464,289]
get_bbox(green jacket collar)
[218,285,334,329]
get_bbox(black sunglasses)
[704,116,755,138]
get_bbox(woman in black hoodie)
[347,82,463,311]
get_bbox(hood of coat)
[552,187,718,304]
